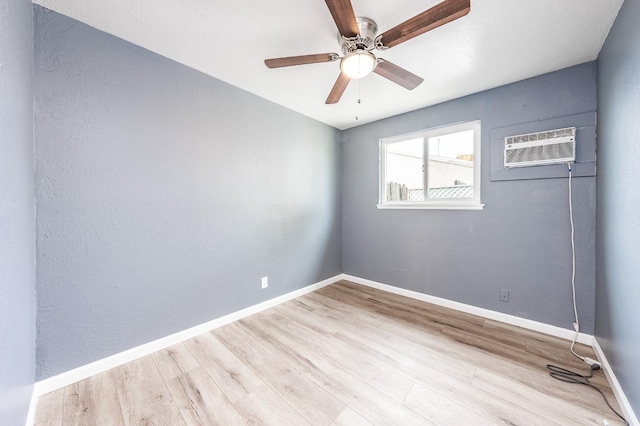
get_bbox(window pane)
[427,130,474,199]
[385,138,423,201]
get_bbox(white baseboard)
[341,274,640,426]
[340,274,593,345]
[25,385,38,426]
[32,274,341,400]
[342,273,637,424]
[592,337,639,426]
[30,272,603,426]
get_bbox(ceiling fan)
[264,0,471,104]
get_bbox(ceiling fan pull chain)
[356,79,361,121]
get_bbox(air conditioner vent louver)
[504,127,575,168]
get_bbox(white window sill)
[377,202,485,210]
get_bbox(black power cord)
[547,364,628,425]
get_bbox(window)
[379,120,483,210]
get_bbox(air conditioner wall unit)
[504,127,576,168]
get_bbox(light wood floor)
[34,280,625,425]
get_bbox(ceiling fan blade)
[374,59,424,90]
[265,53,339,69]
[377,0,470,49]
[325,0,359,37]
[326,73,351,104]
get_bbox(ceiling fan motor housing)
[339,17,378,54]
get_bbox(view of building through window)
[428,130,474,198]
[385,138,423,201]
[384,130,474,202]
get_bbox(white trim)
[30,272,612,426]
[25,385,38,426]
[592,337,640,426]
[32,274,341,400]
[341,274,593,345]
[377,202,485,210]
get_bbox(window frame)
[378,120,483,210]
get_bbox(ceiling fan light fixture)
[340,50,376,79]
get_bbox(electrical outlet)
[500,289,509,302]
[261,276,268,289]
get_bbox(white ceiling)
[33,0,623,130]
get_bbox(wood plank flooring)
[34,280,625,425]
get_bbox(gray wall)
[342,62,597,332]
[0,0,35,423]
[34,7,341,380]
[596,0,640,416]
